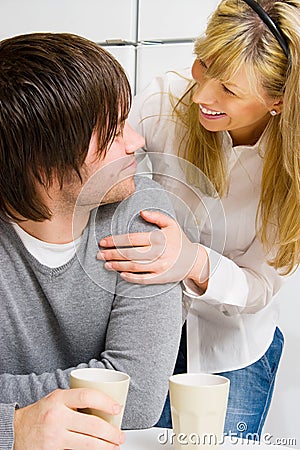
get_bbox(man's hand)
[14,388,125,450]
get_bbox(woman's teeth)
[200,105,225,116]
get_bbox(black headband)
[241,0,290,59]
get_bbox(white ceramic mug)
[69,367,130,429]
[169,373,230,450]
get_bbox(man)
[0,33,182,449]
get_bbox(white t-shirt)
[12,223,81,268]
[129,69,285,373]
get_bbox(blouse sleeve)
[184,237,284,316]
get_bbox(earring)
[270,110,277,116]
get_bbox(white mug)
[70,367,130,429]
[169,373,230,450]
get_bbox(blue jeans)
[156,326,284,439]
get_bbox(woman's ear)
[270,97,283,115]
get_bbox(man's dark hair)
[0,32,131,221]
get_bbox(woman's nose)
[192,78,217,105]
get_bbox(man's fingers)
[14,389,125,450]
[66,409,124,446]
[62,388,121,415]
[65,428,122,449]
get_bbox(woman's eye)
[222,84,235,96]
[198,58,207,69]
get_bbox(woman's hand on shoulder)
[97,210,209,287]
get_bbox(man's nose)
[124,124,145,154]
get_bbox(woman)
[97,0,300,437]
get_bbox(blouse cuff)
[182,278,204,298]
[184,246,249,309]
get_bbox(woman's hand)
[97,210,209,287]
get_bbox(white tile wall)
[264,269,300,447]
[136,41,194,92]
[102,44,137,92]
[0,0,137,42]
[138,0,219,40]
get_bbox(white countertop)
[123,428,172,450]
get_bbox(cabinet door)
[0,0,137,42]
[138,0,221,41]
[136,42,194,93]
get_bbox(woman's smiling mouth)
[199,104,226,119]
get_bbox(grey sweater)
[0,176,182,449]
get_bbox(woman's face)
[191,58,281,146]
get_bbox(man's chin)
[100,176,136,206]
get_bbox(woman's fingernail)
[113,404,121,414]
[100,239,107,246]
[105,262,113,270]
[97,252,105,260]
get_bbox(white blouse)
[129,68,285,373]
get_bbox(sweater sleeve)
[103,276,182,428]
[99,177,182,428]
[0,403,17,450]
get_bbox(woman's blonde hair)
[173,0,300,275]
